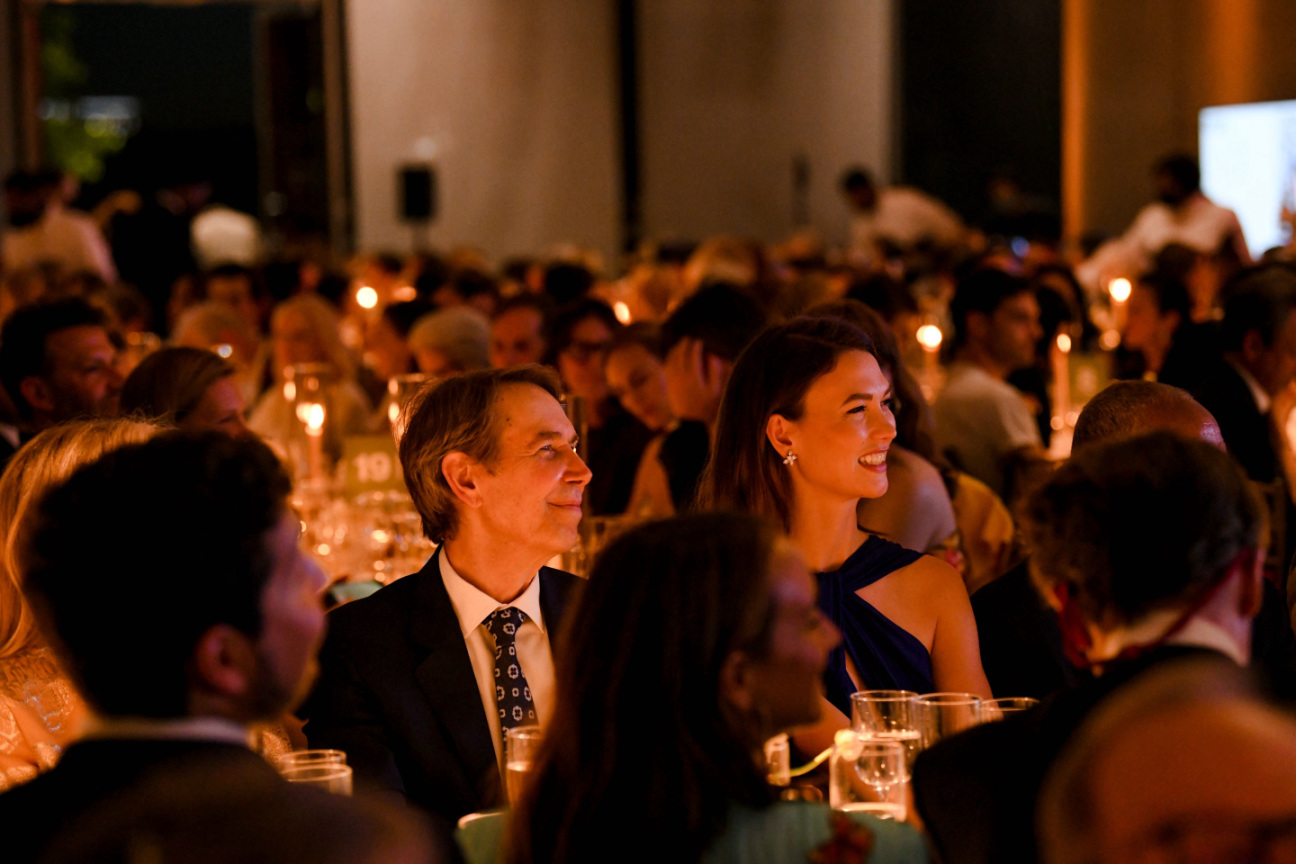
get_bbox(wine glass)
[829,729,908,820]
[850,690,921,768]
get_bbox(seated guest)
[0,434,336,863]
[364,298,435,382]
[42,758,436,864]
[973,380,1223,699]
[806,300,958,558]
[120,347,251,438]
[637,282,767,514]
[488,295,552,370]
[1118,269,1218,390]
[1038,658,1296,864]
[300,367,590,829]
[0,419,157,791]
[1192,264,1296,484]
[545,299,653,515]
[249,294,373,444]
[0,298,123,465]
[458,513,927,864]
[602,323,674,433]
[703,317,990,758]
[933,268,1047,503]
[170,300,264,405]
[914,431,1267,864]
[408,306,492,379]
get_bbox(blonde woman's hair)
[269,294,357,383]
[0,419,159,657]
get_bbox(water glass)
[829,729,908,820]
[505,725,543,804]
[275,749,347,771]
[981,697,1039,722]
[914,692,983,749]
[850,690,921,768]
[280,763,353,795]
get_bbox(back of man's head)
[1072,380,1222,451]
[0,297,107,420]
[1024,431,1264,629]
[1155,153,1201,197]
[1219,264,1296,352]
[949,268,1031,348]
[23,433,292,719]
[660,281,768,362]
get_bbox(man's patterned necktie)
[482,607,538,745]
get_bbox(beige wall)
[639,0,893,246]
[346,1,894,261]
[345,1,621,261]
[1066,0,1296,239]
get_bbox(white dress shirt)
[438,552,556,771]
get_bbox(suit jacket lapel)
[409,548,502,808]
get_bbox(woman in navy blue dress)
[703,317,991,752]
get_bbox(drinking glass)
[829,729,908,820]
[850,690,921,768]
[764,733,791,787]
[280,763,353,795]
[980,697,1039,722]
[275,749,347,771]
[505,726,543,804]
[914,692,983,749]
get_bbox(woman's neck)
[787,490,863,572]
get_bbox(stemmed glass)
[850,690,921,769]
[829,729,908,820]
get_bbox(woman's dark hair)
[120,346,236,427]
[543,298,621,366]
[700,317,876,532]
[804,299,936,461]
[604,321,664,362]
[505,513,781,864]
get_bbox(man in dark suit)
[914,431,1268,864]
[300,365,591,828]
[0,434,338,863]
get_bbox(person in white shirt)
[1077,153,1252,296]
[933,268,1045,501]
[1,170,116,282]
[300,365,591,830]
[840,166,966,263]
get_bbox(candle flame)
[1056,333,1072,353]
[356,286,379,309]
[299,401,326,434]
[916,324,943,351]
[1108,278,1132,303]
[613,301,632,324]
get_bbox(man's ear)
[766,414,795,458]
[191,624,256,698]
[18,376,54,415]
[441,451,483,508]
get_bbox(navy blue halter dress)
[816,534,934,716]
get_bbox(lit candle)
[303,402,326,480]
[1053,332,1072,431]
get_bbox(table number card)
[341,435,407,497]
